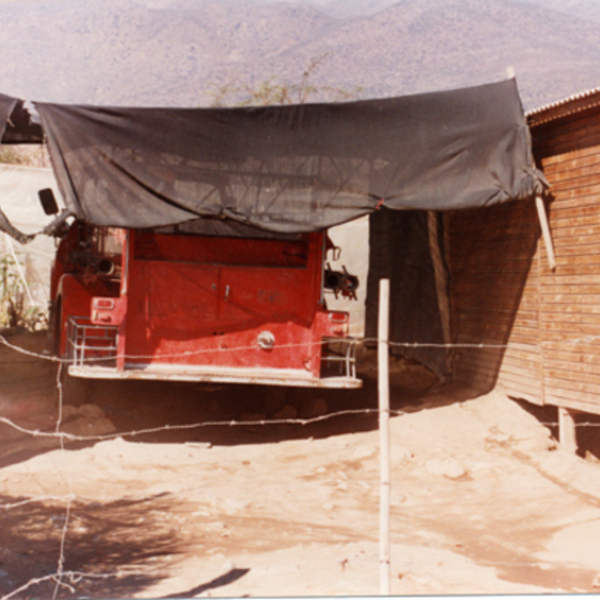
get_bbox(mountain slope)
[0,0,600,109]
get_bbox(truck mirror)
[38,188,59,215]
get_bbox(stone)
[391,493,407,506]
[425,457,467,480]
[222,560,236,572]
[224,498,250,513]
[60,416,116,437]
[351,445,377,461]
[185,441,212,449]
[78,403,106,419]
[300,398,328,419]
[273,405,297,420]
[514,432,557,453]
[262,387,288,415]
[585,451,600,464]
[485,430,511,446]
[392,446,414,463]
[60,404,80,420]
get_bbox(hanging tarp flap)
[34,79,543,233]
[0,93,18,142]
[0,93,35,241]
[366,209,449,380]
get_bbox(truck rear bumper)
[68,363,362,389]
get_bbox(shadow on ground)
[0,493,198,599]
[82,357,465,448]
[515,399,600,462]
[0,331,509,458]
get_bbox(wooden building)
[445,87,600,450]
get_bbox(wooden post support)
[378,278,391,595]
[558,407,578,453]
[535,196,557,271]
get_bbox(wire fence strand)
[2,330,600,598]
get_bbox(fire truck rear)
[50,220,361,392]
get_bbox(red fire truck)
[48,213,361,392]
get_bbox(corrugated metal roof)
[527,85,600,126]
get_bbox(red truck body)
[51,222,360,388]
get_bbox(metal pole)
[378,278,391,595]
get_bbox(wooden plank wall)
[446,103,600,415]
[533,105,600,414]
[445,199,543,405]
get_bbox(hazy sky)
[128,0,400,17]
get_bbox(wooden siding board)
[540,313,600,327]
[536,127,600,159]
[447,198,542,403]
[541,294,600,305]
[542,151,600,175]
[544,359,600,378]
[542,143,600,166]
[546,172,600,195]
[540,274,600,285]
[545,377,600,396]
[540,262,600,275]
[546,194,600,213]
[543,234,600,249]
[546,204,600,220]
[542,285,600,295]
[547,214,600,230]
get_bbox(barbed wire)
[4,332,600,368]
[50,363,76,600]
[2,568,149,600]
[52,498,72,600]
[2,332,600,598]
[3,330,600,429]
[0,407,397,446]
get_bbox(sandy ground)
[1,331,600,598]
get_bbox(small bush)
[0,253,48,330]
[210,54,363,107]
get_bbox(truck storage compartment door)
[218,266,315,326]
[127,261,220,343]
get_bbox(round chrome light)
[257,331,275,350]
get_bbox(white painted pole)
[535,196,557,271]
[558,407,578,453]
[378,278,391,595]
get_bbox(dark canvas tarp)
[34,79,544,233]
[1,81,545,380]
[366,209,450,380]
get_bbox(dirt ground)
[1,331,600,598]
